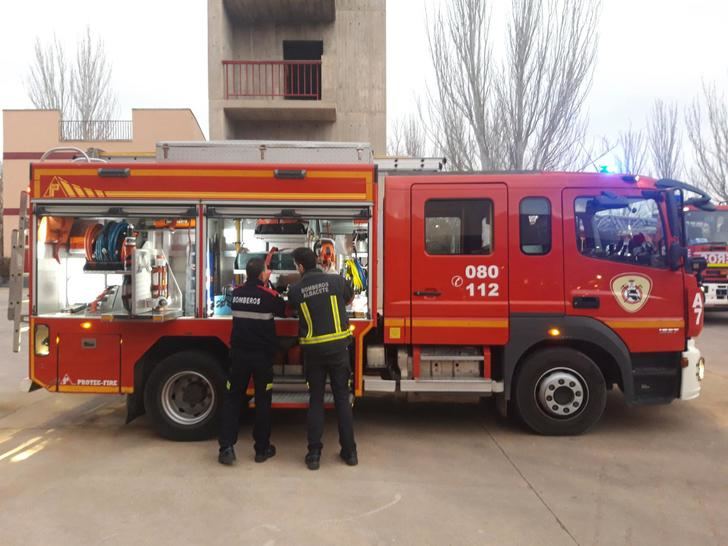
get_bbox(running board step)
[400,379,503,393]
[247,381,330,394]
[250,392,336,408]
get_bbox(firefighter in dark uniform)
[288,247,357,470]
[218,257,286,465]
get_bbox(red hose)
[84,224,103,262]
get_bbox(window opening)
[520,197,552,255]
[425,199,493,255]
[206,213,370,319]
[685,209,728,245]
[575,196,667,268]
[282,40,323,100]
[36,213,197,319]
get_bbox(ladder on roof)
[374,156,447,172]
[8,191,30,353]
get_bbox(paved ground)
[1,287,727,546]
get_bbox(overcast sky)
[1,0,727,157]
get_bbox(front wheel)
[513,348,606,435]
[144,351,226,441]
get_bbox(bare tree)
[424,0,498,170]
[498,0,599,170]
[614,125,648,175]
[389,115,428,157]
[686,82,728,201]
[26,27,117,140]
[647,99,682,179]
[424,0,600,171]
[71,27,117,140]
[27,36,69,113]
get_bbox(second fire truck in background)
[686,204,728,309]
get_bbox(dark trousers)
[305,348,356,455]
[219,349,273,452]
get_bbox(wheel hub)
[161,371,215,425]
[536,368,588,418]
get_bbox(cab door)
[410,183,509,345]
[562,188,686,352]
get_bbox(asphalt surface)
[1,287,727,546]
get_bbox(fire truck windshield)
[686,210,728,245]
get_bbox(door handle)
[414,290,442,297]
[573,296,600,309]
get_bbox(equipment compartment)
[35,206,197,320]
[205,205,371,319]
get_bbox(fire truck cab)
[686,204,728,309]
[14,142,706,439]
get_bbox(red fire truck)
[686,204,728,310]
[9,142,707,439]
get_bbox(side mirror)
[687,255,707,277]
[668,242,684,271]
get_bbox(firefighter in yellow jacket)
[288,247,357,470]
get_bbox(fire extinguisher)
[160,257,168,298]
[151,254,168,299]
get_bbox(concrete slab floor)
[1,288,727,546]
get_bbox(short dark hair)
[292,247,317,271]
[246,257,266,281]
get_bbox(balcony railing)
[223,60,321,100]
[59,120,133,141]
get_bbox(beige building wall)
[1,108,205,256]
[208,0,386,152]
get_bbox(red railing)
[223,60,321,100]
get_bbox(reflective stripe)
[300,302,314,339]
[330,295,342,333]
[265,383,273,391]
[231,310,274,320]
[299,330,352,345]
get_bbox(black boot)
[305,450,321,471]
[255,444,276,463]
[218,446,236,466]
[339,449,358,466]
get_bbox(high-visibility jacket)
[288,269,354,355]
[229,279,286,353]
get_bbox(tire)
[513,348,606,436]
[144,350,226,441]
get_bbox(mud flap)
[125,391,145,423]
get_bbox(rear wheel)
[144,351,226,441]
[513,348,606,435]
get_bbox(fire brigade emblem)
[610,273,652,313]
[43,176,71,198]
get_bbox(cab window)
[575,196,667,268]
[520,197,551,255]
[425,199,493,255]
